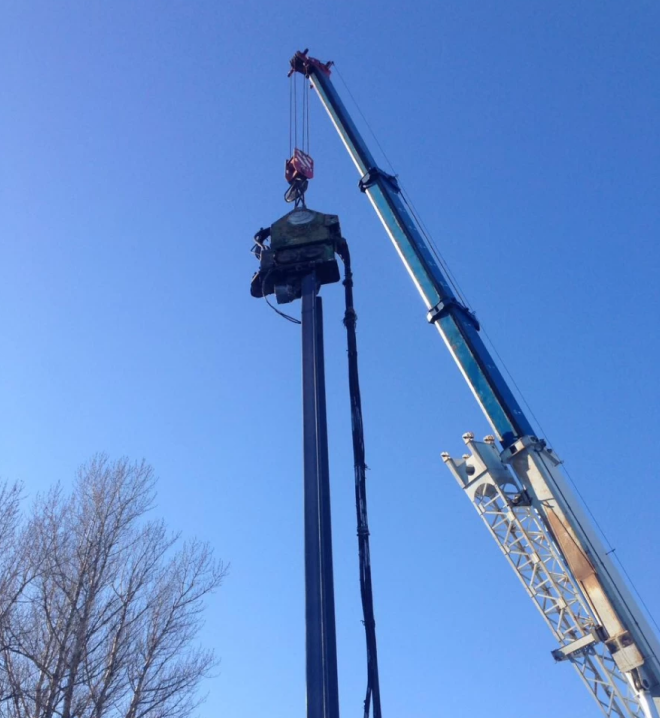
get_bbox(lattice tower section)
[443,438,645,718]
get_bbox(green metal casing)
[251,208,342,301]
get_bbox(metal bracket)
[552,631,601,662]
[359,167,400,194]
[289,49,334,78]
[500,434,563,466]
[427,298,480,330]
[507,489,532,508]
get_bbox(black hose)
[337,240,383,718]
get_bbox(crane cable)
[289,71,296,157]
[337,240,383,718]
[287,72,312,207]
[289,70,311,157]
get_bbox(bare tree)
[0,482,26,623]
[0,455,226,718]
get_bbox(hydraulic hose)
[337,240,383,718]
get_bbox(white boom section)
[443,434,660,718]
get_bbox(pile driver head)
[250,207,342,304]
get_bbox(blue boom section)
[292,53,534,447]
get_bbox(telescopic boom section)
[291,49,660,718]
[290,49,533,449]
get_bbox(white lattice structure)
[443,434,651,718]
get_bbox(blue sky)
[2,2,659,716]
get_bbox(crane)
[288,49,660,718]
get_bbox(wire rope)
[289,74,293,157]
[333,64,471,309]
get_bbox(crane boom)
[290,49,660,718]
[288,52,533,450]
